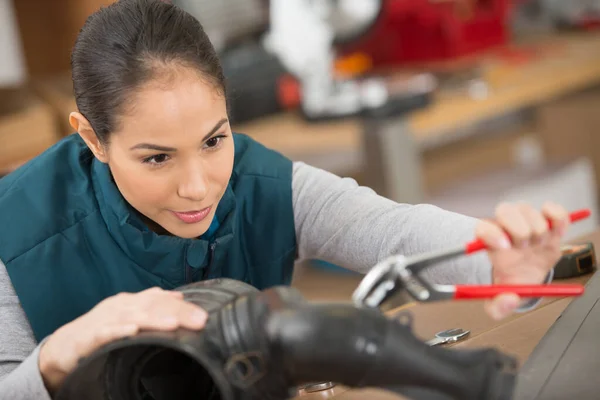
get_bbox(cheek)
[208,142,235,190]
[109,160,173,210]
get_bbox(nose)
[177,163,208,202]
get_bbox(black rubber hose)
[274,305,516,399]
[233,287,517,400]
[56,279,517,400]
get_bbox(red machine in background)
[216,0,517,123]
[338,0,513,67]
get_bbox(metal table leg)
[362,116,424,204]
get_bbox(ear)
[70,112,109,163]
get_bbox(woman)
[0,0,570,398]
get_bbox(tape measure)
[553,242,597,279]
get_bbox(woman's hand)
[475,202,570,320]
[38,287,207,394]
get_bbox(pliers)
[352,209,591,309]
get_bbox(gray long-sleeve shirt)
[0,162,516,399]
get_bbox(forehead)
[114,68,227,144]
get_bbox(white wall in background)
[429,158,599,242]
[0,0,26,87]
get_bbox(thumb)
[484,293,521,321]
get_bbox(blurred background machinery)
[176,0,434,123]
[4,0,600,229]
[177,0,600,124]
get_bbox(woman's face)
[79,68,235,239]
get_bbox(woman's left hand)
[475,201,570,320]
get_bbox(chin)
[169,224,210,239]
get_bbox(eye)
[142,154,170,165]
[204,135,226,150]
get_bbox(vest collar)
[91,159,236,286]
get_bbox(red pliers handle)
[452,284,584,299]
[353,209,591,308]
[463,208,591,254]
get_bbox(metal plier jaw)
[352,252,456,309]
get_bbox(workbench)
[234,32,600,204]
[289,231,600,400]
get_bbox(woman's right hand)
[38,287,207,394]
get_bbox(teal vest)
[0,133,296,341]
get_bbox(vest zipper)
[185,242,216,284]
[202,242,217,280]
[184,244,193,284]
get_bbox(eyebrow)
[129,118,229,151]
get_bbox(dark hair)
[71,0,226,144]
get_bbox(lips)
[171,207,212,224]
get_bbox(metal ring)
[298,381,336,393]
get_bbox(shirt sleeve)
[0,260,52,400]
[290,161,550,312]
[291,161,492,285]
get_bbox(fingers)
[518,203,549,244]
[119,288,208,331]
[95,287,207,340]
[87,289,208,355]
[542,201,570,236]
[170,300,209,330]
[494,203,533,247]
[475,219,511,251]
[484,293,521,321]
[491,202,569,246]
[140,286,184,298]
